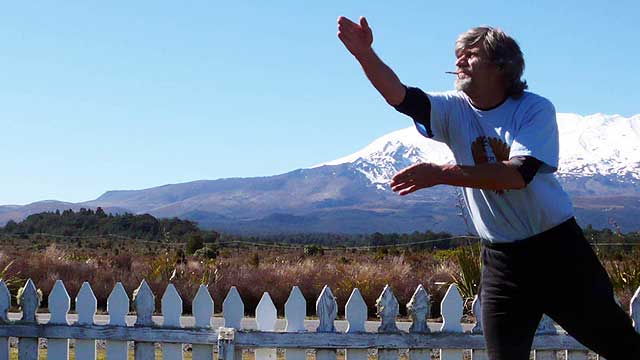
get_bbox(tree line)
[0,208,218,243]
[1,209,638,251]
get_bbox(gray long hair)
[455,26,528,98]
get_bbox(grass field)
[1,234,638,320]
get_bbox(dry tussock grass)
[0,243,460,318]
[3,242,636,318]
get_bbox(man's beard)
[455,77,473,92]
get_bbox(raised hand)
[337,16,373,58]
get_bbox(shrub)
[194,245,219,259]
[185,234,204,255]
[303,245,324,256]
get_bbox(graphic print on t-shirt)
[471,136,511,194]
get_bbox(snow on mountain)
[556,113,640,180]
[314,126,453,189]
[316,113,640,187]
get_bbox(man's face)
[454,45,501,94]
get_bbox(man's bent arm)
[355,49,406,106]
[441,162,526,190]
[391,160,530,196]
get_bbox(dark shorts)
[480,218,640,359]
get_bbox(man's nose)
[455,56,466,68]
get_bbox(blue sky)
[1,1,638,205]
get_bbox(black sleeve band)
[393,86,433,137]
[509,156,543,186]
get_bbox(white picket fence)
[0,279,639,360]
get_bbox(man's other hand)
[390,163,445,196]
[337,16,373,58]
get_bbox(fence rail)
[0,278,639,360]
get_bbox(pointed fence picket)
[345,289,367,360]
[316,286,338,360]
[18,279,39,360]
[222,286,244,360]
[3,279,640,359]
[106,282,129,360]
[255,292,278,360]
[407,285,431,360]
[376,285,400,360]
[285,286,307,360]
[162,284,184,360]
[133,280,155,360]
[0,280,11,360]
[75,282,97,360]
[47,280,70,360]
[535,315,558,360]
[192,285,214,360]
[440,284,464,360]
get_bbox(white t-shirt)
[416,90,574,242]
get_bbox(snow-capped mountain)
[556,113,640,180]
[2,113,639,234]
[316,113,640,188]
[316,126,453,189]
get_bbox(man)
[337,16,640,359]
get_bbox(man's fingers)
[398,185,418,196]
[361,17,372,38]
[392,183,412,193]
[338,23,358,35]
[393,163,429,183]
[391,177,417,191]
[391,173,410,183]
[360,17,370,31]
[337,16,359,28]
[390,177,413,187]
[392,169,417,183]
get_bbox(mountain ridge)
[2,112,639,234]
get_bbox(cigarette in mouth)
[445,71,459,75]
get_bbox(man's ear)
[497,58,515,70]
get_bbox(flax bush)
[450,243,482,304]
[0,257,24,303]
[602,247,640,308]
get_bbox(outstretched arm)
[337,16,406,105]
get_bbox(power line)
[4,233,640,250]
[217,240,307,249]
[217,235,481,250]
[343,236,480,250]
